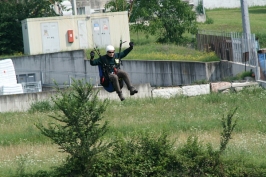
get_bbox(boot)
[130,86,138,95]
[117,92,125,101]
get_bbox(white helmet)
[106,45,115,52]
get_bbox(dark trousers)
[108,69,132,93]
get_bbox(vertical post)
[72,0,77,15]
[240,0,251,70]
[41,71,43,84]
[69,75,72,85]
[240,0,251,35]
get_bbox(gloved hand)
[90,51,95,59]
[129,42,134,48]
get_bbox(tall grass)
[0,112,66,176]
[1,87,266,175]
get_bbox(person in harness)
[89,42,138,101]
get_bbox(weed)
[220,108,238,153]
[28,101,57,113]
[15,154,28,176]
[205,16,214,24]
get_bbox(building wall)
[21,11,130,55]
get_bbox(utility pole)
[240,0,251,35]
[72,0,77,15]
[240,0,252,72]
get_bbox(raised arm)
[89,51,102,66]
[116,42,134,59]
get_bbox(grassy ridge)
[198,6,266,33]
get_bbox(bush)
[36,79,110,176]
[176,137,223,176]
[28,100,57,113]
[205,16,214,24]
[222,70,254,82]
[93,107,238,177]
[93,132,180,176]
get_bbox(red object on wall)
[67,30,74,43]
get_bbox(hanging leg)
[117,69,138,95]
[109,73,125,101]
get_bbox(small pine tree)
[36,79,110,176]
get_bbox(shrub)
[36,79,110,176]
[205,16,214,24]
[222,70,254,82]
[93,107,238,176]
[176,136,223,176]
[28,100,57,113]
[93,132,180,176]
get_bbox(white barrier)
[0,59,23,95]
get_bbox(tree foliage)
[36,79,110,176]
[105,0,130,12]
[105,0,197,44]
[130,0,197,43]
[0,0,60,55]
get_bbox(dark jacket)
[90,47,132,73]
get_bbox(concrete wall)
[1,80,260,112]
[1,50,259,113]
[10,50,255,88]
[12,50,88,86]
[0,83,151,112]
[21,11,130,55]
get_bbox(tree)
[36,79,110,176]
[105,0,197,44]
[105,0,130,12]
[0,0,61,55]
[131,0,197,44]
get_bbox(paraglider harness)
[94,40,126,92]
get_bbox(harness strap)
[101,57,119,75]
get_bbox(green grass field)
[1,86,266,175]
[198,6,266,34]
[1,6,266,176]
